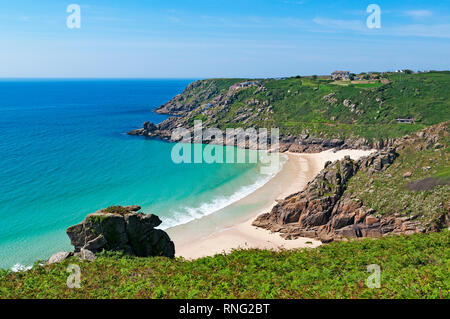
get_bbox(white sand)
[168,149,375,260]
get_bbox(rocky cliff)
[252,149,404,242]
[253,122,450,242]
[129,118,387,152]
[155,79,242,115]
[127,77,413,152]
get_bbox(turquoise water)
[0,79,274,270]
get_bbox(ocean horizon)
[0,79,277,270]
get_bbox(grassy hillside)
[178,71,450,140]
[1,230,448,299]
[344,122,449,230]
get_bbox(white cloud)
[311,15,450,39]
[168,16,181,23]
[390,23,450,39]
[195,15,306,29]
[312,17,366,32]
[403,10,433,19]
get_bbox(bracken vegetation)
[1,230,448,299]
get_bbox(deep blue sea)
[0,79,272,270]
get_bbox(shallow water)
[0,79,276,269]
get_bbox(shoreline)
[5,148,376,270]
[167,148,375,260]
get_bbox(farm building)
[331,71,350,80]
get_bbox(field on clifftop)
[1,230,448,299]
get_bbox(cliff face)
[129,73,450,151]
[253,149,403,242]
[128,77,393,152]
[253,123,450,242]
[155,78,252,116]
[129,74,450,152]
[155,80,223,115]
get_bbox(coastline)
[167,148,375,260]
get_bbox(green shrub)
[101,206,130,215]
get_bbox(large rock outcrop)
[251,148,423,242]
[253,123,450,242]
[155,80,221,115]
[66,205,175,258]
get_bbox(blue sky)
[0,0,449,78]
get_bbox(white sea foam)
[11,263,32,272]
[160,154,288,229]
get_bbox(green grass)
[188,113,208,126]
[435,167,450,181]
[182,71,450,141]
[1,231,448,299]
[101,206,131,215]
[351,81,384,88]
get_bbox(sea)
[0,79,280,270]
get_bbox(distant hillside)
[151,71,450,141]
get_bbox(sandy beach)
[167,149,375,260]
